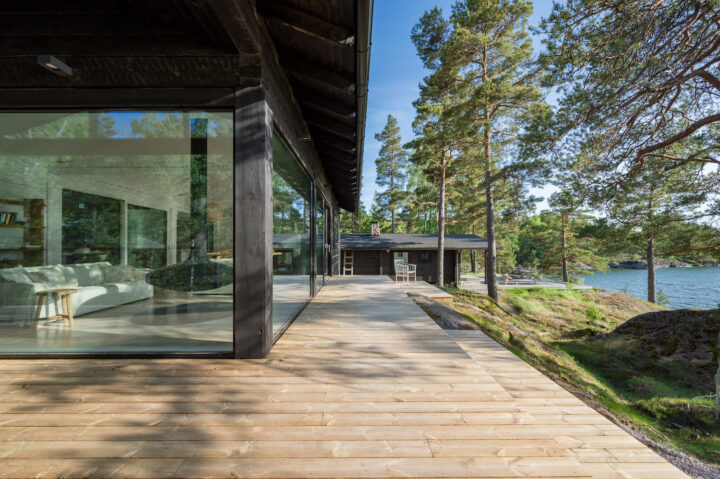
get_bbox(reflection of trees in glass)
[316,196,325,277]
[128,205,167,269]
[273,174,308,234]
[176,212,193,263]
[62,189,122,265]
[272,136,311,277]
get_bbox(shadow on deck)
[0,276,688,478]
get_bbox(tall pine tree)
[374,114,408,233]
[447,0,547,300]
[410,7,468,285]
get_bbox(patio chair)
[394,259,417,284]
[394,259,407,283]
[406,262,417,283]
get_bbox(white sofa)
[0,261,154,326]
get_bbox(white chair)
[406,263,417,283]
[394,259,407,283]
[394,259,417,284]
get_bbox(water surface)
[581,267,720,310]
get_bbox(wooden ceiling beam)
[0,35,240,57]
[303,108,355,129]
[316,146,356,165]
[294,88,355,117]
[257,1,354,46]
[282,54,354,91]
[312,131,357,153]
[298,98,355,126]
[307,119,356,141]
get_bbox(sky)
[360,0,558,212]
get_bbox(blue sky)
[360,0,557,212]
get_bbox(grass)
[445,287,720,465]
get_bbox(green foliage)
[538,0,720,179]
[374,115,409,233]
[585,305,604,324]
[447,287,720,463]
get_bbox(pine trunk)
[484,126,498,301]
[390,173,395,233]
[437,165,446,286]
[561,211,569,283]
[647,237,656,303]
[471,225,477,273]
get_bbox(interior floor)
[0,276,312,354]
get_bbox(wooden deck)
[394,279,454,303]
[0,276,688,478]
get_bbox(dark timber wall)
[342,249,457,284]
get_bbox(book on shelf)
[0,212,19,225]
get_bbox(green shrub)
[586,305,604,324]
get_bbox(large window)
[272,135,311,334]
[0,111,233,353]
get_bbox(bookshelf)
[0,198,45,268]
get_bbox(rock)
[587,308,720,391]
[608,258,702,269]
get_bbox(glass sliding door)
[315,191,326,289]
[0,110,233,353]
[272,135,311,334]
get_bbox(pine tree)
[592,158,717,303]
[446,0,548,300]
[539,0,720,176]
[537,191,608,282]
[410,7,468,285]
[374,115,408,233]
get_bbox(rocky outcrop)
[589,308,720,391]
[609,258,718,269]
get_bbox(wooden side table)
[34,288,78,327]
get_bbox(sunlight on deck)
[0,276,688,478]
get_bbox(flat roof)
[340,233,489,250]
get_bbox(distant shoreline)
[608,259,719,269]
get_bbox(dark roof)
[258,0,372,212]
[340,234,489,250]
[0,0,372,213]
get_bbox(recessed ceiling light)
[37,55,72,77]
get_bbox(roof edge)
[353,0,373,212]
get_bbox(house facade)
[0,0,372,358]
[340,231,489,284]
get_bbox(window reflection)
[0,111,233,353]
[272,136,311,334]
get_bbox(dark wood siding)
[342,249,458,284]
[352,250,380,275]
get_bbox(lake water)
[581,267,720,310]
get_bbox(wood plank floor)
[0,276,689,478]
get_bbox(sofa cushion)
[67,262,106,287]
[0,267,33,307]
[100,264,135,283]
[0,266,31,285]
[25,264,79,289]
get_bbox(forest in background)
[341,0,720,304]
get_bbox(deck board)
[0,276,688,478]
